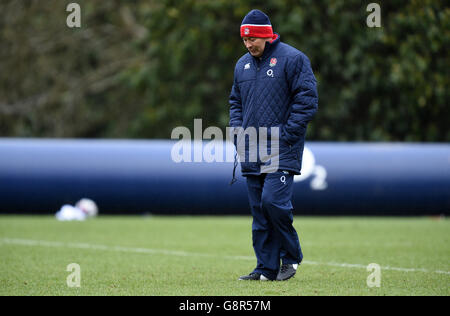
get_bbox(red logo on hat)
[244,28,250,35]
[270,58,277,67]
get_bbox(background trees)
[1,0,448,141]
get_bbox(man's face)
[242,37,269,58]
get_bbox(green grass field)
[0,215,448,296]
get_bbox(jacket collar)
[255,33,280,62]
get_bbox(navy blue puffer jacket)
[229,34,318,176]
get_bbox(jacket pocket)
[278,138,296,161]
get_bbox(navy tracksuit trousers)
[246,171,303,280]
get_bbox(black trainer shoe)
[276,264,299,281]
[238,272,271,281]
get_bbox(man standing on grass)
[229,9,318,281]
